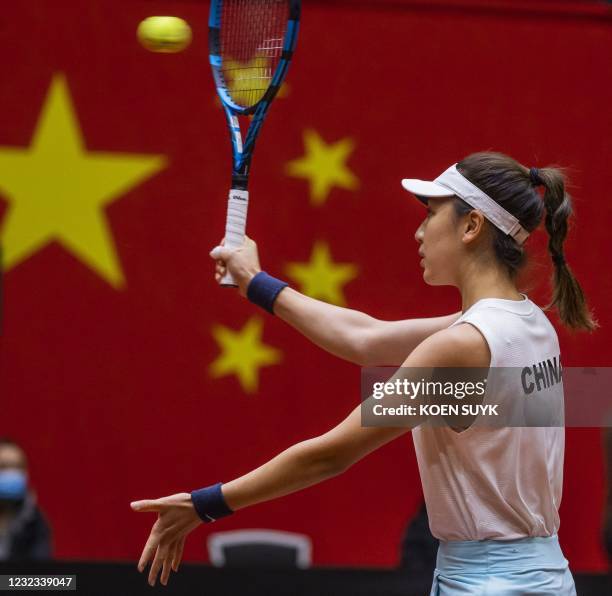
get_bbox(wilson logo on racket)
[230,193,248,202]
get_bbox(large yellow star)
[0,73,166,288]
[285,129,359,206]
[209,317,282,394]
[285,241,358,306]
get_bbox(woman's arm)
[275,288,461,366]
[130,403,410,587]
[222,401,409,511]
[221,323,489,511]
[130,324,487,586]
[210,237,461,365]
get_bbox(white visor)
[401,164,530,245]
[400,178,455,199]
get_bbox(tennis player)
[131,151,596,593]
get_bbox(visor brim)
[401,179,455,202]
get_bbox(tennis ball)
[137,16,192,53]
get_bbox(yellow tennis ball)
[137,16,192,53]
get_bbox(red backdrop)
[1,0,611,571]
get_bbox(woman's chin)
[422,270,443,286]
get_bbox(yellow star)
[0,73,166,288]
[209,317,282,394]
[285,241,358,306]
[285,129,359,206]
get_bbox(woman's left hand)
[130,492,202,586]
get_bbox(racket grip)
[220,188,249,287]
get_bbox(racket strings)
[220,0,288,107]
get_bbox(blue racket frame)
[209,0,301,191]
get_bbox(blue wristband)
[190,482,233,523]
[247,271,288,315]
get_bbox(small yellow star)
[0,73,166,288]
[209,317,282,394]
[285,241,358,306]
[285,129,359,206]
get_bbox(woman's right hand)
[209,236,262,297]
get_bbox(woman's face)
[414,197,465,286]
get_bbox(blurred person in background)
[0,438,52,561]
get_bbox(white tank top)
[412,294,564,541]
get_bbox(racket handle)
[220,188,249,287]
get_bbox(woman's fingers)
[130,499,162,513]
[160,544,174,586]
[148,544,164,586]
[131,493,200,586]
[210,246,231,261]
[215,259,227,283]
[166,539,179,575]
[172,536,186,572]
[166,540,178,574]
[149,534,176,587]
[141,530,184,585]
[137,521,161,573]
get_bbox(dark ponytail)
[455,152,597,332]
[537,167,598,331]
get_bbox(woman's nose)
[414,221,425,243]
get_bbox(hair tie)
[552,252,566,267]
[529,167,544,187]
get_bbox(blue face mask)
[0,470,27,500]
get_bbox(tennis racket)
[208,0,301,286]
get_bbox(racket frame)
[208,0,301,286]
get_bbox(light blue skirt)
[430,535,576,595]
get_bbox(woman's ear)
[462,210,487,244]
